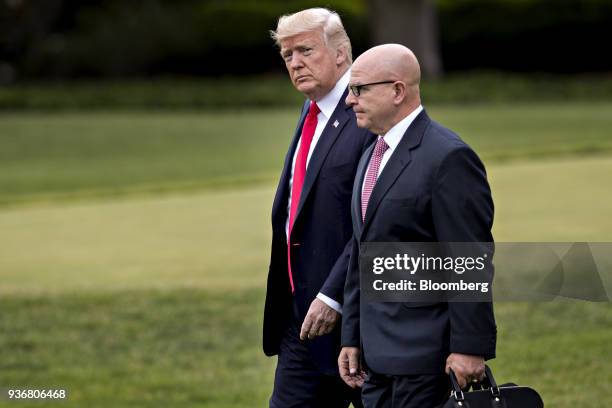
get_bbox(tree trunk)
[367,0,443,79]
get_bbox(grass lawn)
[1,102,612,205]
[0,289,275,408]
[1,105,611,407]
[1,156,612,407]
[0,291,609,408]
[1,155,612,294]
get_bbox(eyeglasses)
[349,80,396,97]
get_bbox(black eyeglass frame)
[349,80,396,97]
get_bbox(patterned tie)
[361,137,389,221]
[287,100,320,293]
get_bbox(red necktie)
[361,137,389,221]
[287,100,320,293]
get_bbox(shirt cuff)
[317,292,342,314]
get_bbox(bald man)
[338,44,496,407]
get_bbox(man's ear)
[335,46,346,66]
[393,82,407,105]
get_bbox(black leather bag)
[441,365,544,408]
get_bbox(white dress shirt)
[285,69,351,314]
[362,105,424,192]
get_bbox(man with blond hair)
[339,44,496,407]
[263,7,374,408]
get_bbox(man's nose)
[290,54,304,70]
[345,91,356,106]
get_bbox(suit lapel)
[271,100,309,226]
[361,110,431,238]
[352,142,375,237]
[294,89,351,221]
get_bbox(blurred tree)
[2,0,610,81]
[0,0,107,81]
[0,0,65,81]
[437,0,612,74]
[367,0,443,79]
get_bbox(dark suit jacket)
[263,89,375,374]
[342,109,497,375]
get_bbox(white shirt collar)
[381,105,424,151]
[315,69,351,119]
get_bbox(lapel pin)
[333,120,339,128]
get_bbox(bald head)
[346,44,422,134]
[355,44,421,92]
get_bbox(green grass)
[0,291,609,407]
[0,186,273,295]
[1,104,612,407]
[1,73,612,110]
[0,77,304,111]
[0,110,294,204]
[1,155,612,406]
[432,103,612,161]
[1,156,612,295]
[0,289,275,408]
[489,156,612,241]
[491,302,612,407]
[2,102,612,205]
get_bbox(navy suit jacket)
[263,89,375,374]
[342,109,497,375]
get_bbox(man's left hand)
[445,353,485,389]
[300,298,340,340]
[338,347,366,388]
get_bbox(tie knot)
[374,137,389,157]
[308,100,320,116]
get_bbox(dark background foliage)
[1,0,610,82]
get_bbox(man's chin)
[295,82,318,99]
[355,117,369,129]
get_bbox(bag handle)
[448,369,466,402]
[484,365,501,397]
[448,365,501,401]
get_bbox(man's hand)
[299,298,340,340]
[338,347,366,388]
[445,353,485,389]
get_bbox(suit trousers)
[270,306,363,408]
[361,370,450,408]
